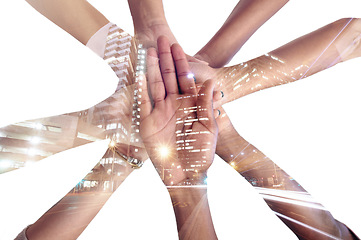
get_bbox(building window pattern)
[0,25,141,174]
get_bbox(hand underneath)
[134,22,207,65]
[138,36,218,186]
[188,60,226,108]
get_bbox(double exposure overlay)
[1,1,360,239]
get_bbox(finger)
[215,107,231,130]
[213,90,224,102]
[197,79,217,130]
[137,73,152,120]
[213,109,221,119]
[171,43,197,95]
[157,36,178,95]
[147,47,165,105]
[212,90,224,109]
[187,54,209,65]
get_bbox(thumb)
[186,54,209,65]
[197,79,216,125]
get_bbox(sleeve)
[86,22,113,58]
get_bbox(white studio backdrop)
[0,0,360,239]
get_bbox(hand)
[188,60,227,108]
[133,17,208,65]
[135,21,178,49]
[138,36,218,186]
[127,0,177,48]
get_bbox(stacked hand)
[138,36,218,186]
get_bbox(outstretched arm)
[25,0,109,44]
[23,191,111,240]
[190,18,361,106]
[11,5,147,239]
[139,36,218,239]
[127,0,177,47]
[215,107,358,240]
[195,0,289,67]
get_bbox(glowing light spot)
[27,149,37,156]
[109,140,116,148]
[31,137,40,144]
[34,123,43,130]
[159,146,170,158]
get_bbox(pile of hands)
[122,10,234,187]
[138,35,219,186]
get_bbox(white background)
[0,0,360,239]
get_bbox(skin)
[127,0,177,47]
[128,2,360,238]
[190,18,361,107]
[215,109,356,240]
[139,37,218,186]
[25,0,109,45]
[195,0,290,67]
[19,0,361,239]
[26,193,111,240]
[139,36,218,239]
[21,1,217,239]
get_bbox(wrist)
[215,65,251,104]
[216,128,244,163]
[168,186,208,202]
[177,172,208,186]
[128,0,168,31]
[168,187,217,240]
[133,20,174,48]
[134,18,169,35]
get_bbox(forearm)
[25,0,109,44]
[270,18,361,74]
[216,125,268,173]
[216,122,248,164]
[217,18,361,105]
[168,187,217,240]
[216,112,358,239]
[128,0,167,31]
[25,160,137,240]
[196,0,289,67]
[128,0,177,46]
[26,192,112,240]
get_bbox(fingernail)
[217,109,221,116]
[220,91,224,98]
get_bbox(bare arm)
[25,0,109,44]
[194,18,361,106]
[26,191,111,240]
[127,0,177,47]
[195,0,289,67]
[139,36,218,239]
[13,8,145,239]
[168,188,217,240]
[215,108,357,240]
